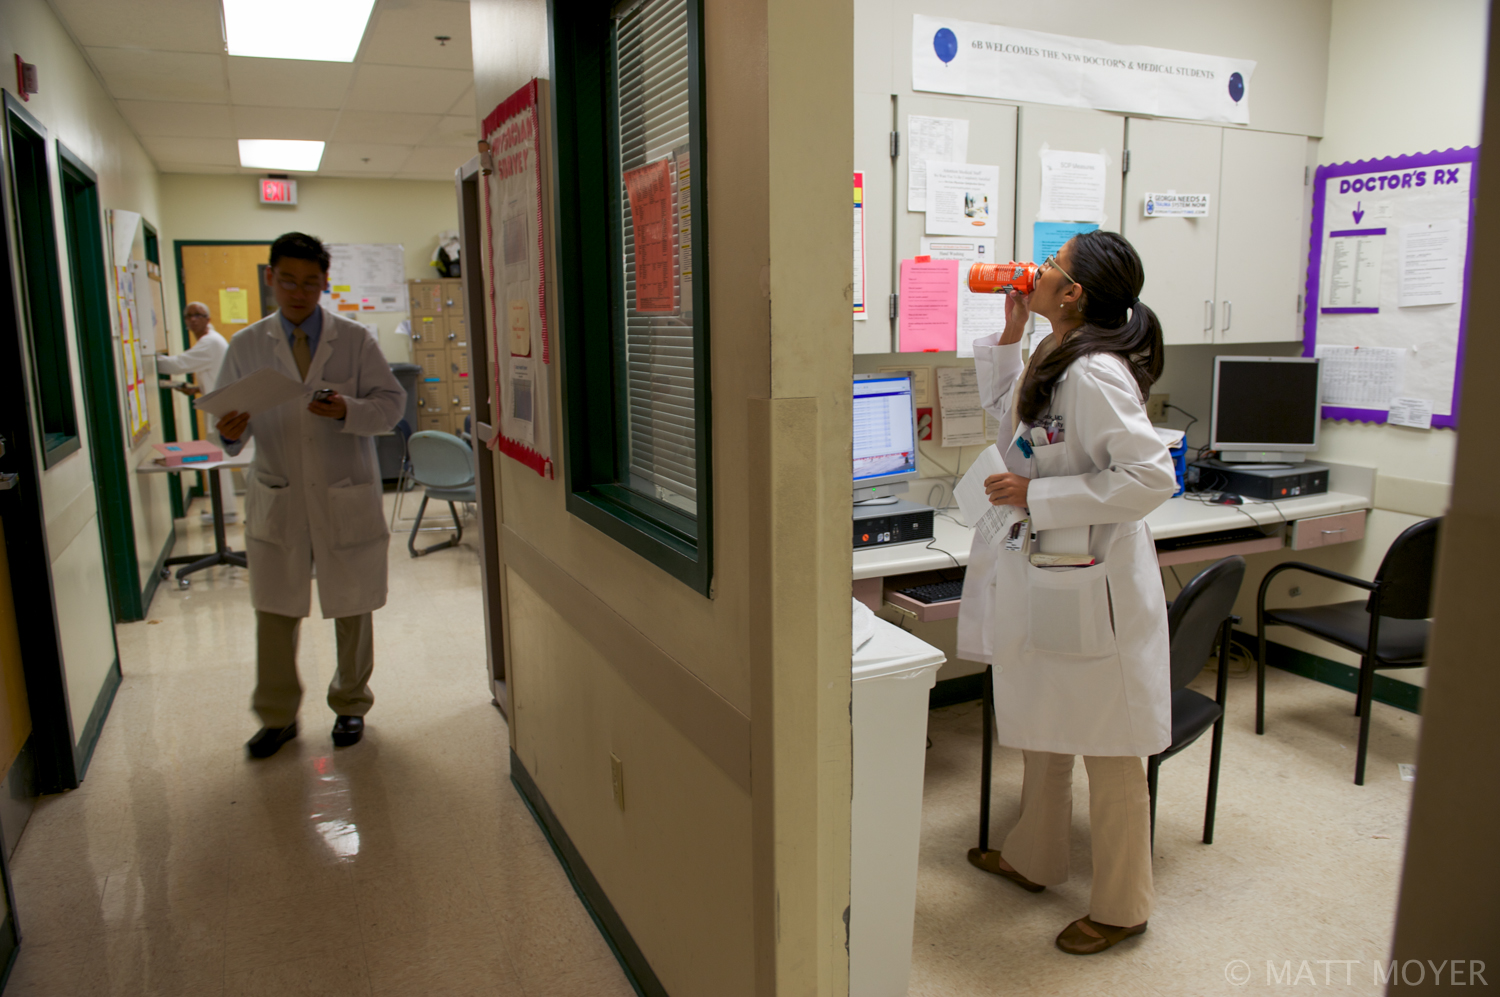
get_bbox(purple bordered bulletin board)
[1303,148,1478,429]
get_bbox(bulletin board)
[1303,148,1477,429]
[481,78,553,478]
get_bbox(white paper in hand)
[194,367,308,418]
[954,445,1020,548]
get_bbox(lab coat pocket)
[327,481,388,549]
[246,472,290,547]
[1023,561,1116,658]
[1030,440,1068,479]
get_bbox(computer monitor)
[1210,356,1322,463]
[853,372,918,502]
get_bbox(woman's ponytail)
[1017,231,1164,425]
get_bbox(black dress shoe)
[332,715,364,747]
[246,722,298,759]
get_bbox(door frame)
[456,157,509,715]
[0,91,81,793]
[57,142,146,621]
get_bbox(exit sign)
[259,178,297,205]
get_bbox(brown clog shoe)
[1055,916,1147,955]
[966,848,1045,892]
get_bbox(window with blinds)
[612,0,697,516]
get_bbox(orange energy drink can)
[968,261,1040,295]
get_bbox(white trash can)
[850,616,946,997]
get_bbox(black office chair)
[1149,555,1245,846]
[972,556,1245,860]
[1255,517,1440,785]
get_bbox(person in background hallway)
[156,301,237,523]
[957,231,1174,954]
[215,233,405,759]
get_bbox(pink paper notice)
[898,258,959,352]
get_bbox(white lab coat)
[156,327,229,395]
[955,332,1176,757]
[220,311,405,620]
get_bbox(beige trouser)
[253,610,374,728]
[1002,750,1154,927]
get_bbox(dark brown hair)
[1016,230,1164,424]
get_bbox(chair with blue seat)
[405,431,476,557]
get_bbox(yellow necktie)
[293,327,312,381]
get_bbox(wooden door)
[1122,119,1223,346]
[1215,129,1310,345]
[176,243,271,439]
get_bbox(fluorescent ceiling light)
[239,140,325,172]
[223,0,378,62]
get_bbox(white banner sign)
[913,16,1256,125]
[1143,192,1211,217]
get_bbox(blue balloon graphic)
[934,28,958,64]
[1228,72,1245,103]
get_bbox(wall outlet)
[610,753,625,811]
[1147,394,1169,423]
[1289,586,1302,598]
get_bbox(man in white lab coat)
[156,301,237,522]
[216,233,405,758]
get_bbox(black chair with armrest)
[1255,517,1440,786]
[1149,555,1245,845]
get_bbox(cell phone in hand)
[313,388,335,402]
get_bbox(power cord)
[1165,403,1200,449]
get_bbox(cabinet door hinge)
[889,293,899,319]
[1304,166,1310,185]
[890,131,900,158]
[1122,150,1130,174]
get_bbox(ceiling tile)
[320,142,415,174]
[159,164,243,176]
[227,58,355,110]
[331,110,442,145]
[232,106,339,142]
[359,0,472,70]
[52,0,223,53]
[117,100,235,139]
[344,65,473,115]
[86,48,229,104]
[447,85,477,118]
[432,115,479,147]
[399,144,472,178]
[141,137,240,168]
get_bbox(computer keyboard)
[1154,525,1269,552]
[895,579,965,604]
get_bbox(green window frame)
[4,94,79,467]
[550,0,713,595]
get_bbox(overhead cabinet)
[1123,119,1310,346]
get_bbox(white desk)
[137,444,255,589]
[854,481,1375,621]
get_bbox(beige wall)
[472,0,853,993]
[1389,0,1497,964]
[0,0,161,730]
[157,173,459,362]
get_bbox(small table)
[136,444,255,589]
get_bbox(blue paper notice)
[1033,221,1099,264]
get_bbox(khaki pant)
[1002,751,1154,927]
[253,610,374,728]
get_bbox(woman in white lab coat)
[956,231,1175,955]
[156,301,236,521]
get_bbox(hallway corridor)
[0,501,633,996]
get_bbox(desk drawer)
[1291,510,1366,550]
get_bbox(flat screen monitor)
[853,373,918,497]
[1210,356,1322,463]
